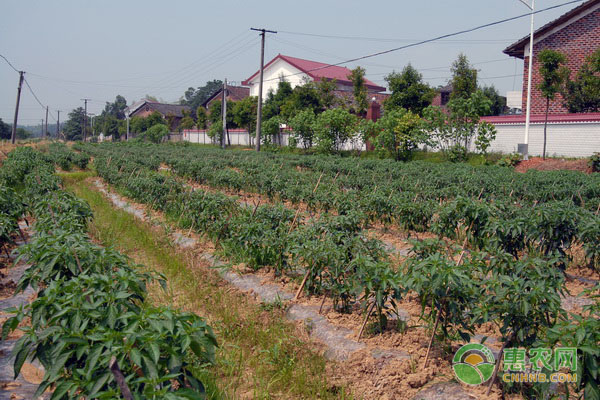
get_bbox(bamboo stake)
[288,208,301,234]
[423,306,443,369]
[312,173,323,194]
[294,269,310,300]
[318,294,327,314]
[486,332,514,395]
[358,301,376,340]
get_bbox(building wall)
[522,7,600,115]
[486,121,600,157]
[247,59,311,100]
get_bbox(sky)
[0,0,583,125]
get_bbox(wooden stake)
[423,306,442,369]
[312,173,323,194]
[110,357,134,400]
[318,294,327,314]
[288,208,301,234]
[486,333,513,395]
[294,269,310,300]
[358,301,376,340]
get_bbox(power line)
[0,53,20,73]
[263,0,584,84]
[277,31,519,43]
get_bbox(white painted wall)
[487,121,600,157]
[246,59,311,100]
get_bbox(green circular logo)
[452,343,496,385]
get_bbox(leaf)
[50,381,74,400]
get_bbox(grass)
[60,171,349,400]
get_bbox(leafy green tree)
[384,64,435,115]
[423,90,496,160]
[288,109,316,149]
[280,81,322,120]
[538,49,569,160]
[261,116,281,145]
[0,118,10,140]
[480,85,506,116]
[208,100,222,124]
[16,128,31,139]
[196,106,208,129]
[373,109,427,161]
[63,107,86,141]
[315,78,338,109]
[180,80,223,111]
[450,53,477,100]
[348,66,368,116]
[313,108,358,153]
[263,80,293,120]
[101,95,127,120]
[180,115,195,130]
[102,116,120,138]
[143,124,169,143]
[207,120,222,141]
[232,96,257,134]
[564,49,600,113]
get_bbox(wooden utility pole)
[56,110,60,140]
[251,27,276,152]
[44,106,48,139]
[222,78,227,149]
[10,71,25,144]
[81,98,90,141]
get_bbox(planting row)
[77,142,600,273]
[90,148,599,398]
[0,147,216,400]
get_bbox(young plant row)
[0,147,216,400]
[44,142,90,170]
[90,146,599,398]
[78,143,600,273]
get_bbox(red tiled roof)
[482,112,600,124]
[504,0,600,58]
[242,54,386,92]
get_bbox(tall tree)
[102,95,127,120]
[384,64,435,115]
[480,85,507,116]
[450,54,477,100]
[538,49,569,160]
[315,78,338,110]
[564,49,600,113]
[348,66,368,116]
[63,107,86,141]
[263,80,293,120]
[0,118,10,140]
[232,96,258,134]
[180,80,223,111]
[196,107,208,129]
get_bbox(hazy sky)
[0,0,581,124]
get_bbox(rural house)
[126,100,191,130]
[503,0,600,115]
[241,54,387,101]
[202,85,250,110]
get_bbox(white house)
[242,54,386,101]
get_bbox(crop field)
[0,141,598,399]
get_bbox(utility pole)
[56,110,60,140]
[251,27,277,152]
[222,78,227,149]
[81,98,90,142]
[10,71,25,144]
[44,106,48,139]
[40,119,44,137]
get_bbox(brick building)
[202,85,250,110]
[504,0,600,115]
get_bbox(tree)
[180,80,223,111]
[129,111,165,134]
[143,124,169,143]
[102,116,120,138]
[232,96,257,134]
[196,107,208,129]
[538,49,569,160]
[373,109,427,161]
[423,90,496,161]
[63,107,86,141]
[348,66,368,116]
[315,78,338,110]
[564,49,600,113]
[313,108,358,153]
[261,116,281,145]
[16,128,31,139]
[280,81,322,120]
[263,80,293,120]
[480,85,506,116]
[102,95,127,120]
[384,64,435,115]
[288,109,316,149]
[450,54,477,100]
[0,118,10,140]
[208,100,222,124]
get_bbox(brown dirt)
[515,157,592,173]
